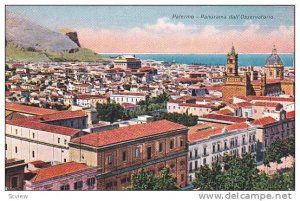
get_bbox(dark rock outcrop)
[66,32,81,47]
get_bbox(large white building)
[5,109,88,163]
[187,122,257,183]
[110,92,146,105]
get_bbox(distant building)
[110,92,146,105]
[76,94,109,108]
[69,120,188,190]
[222,46,294,102]
[113,55,141,70]
[24,162,97,190]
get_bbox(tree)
[193,162,222,190]
[192,152,294,191]
[263,138,294,166]
[154,112,198,127]
[153,168,178,190]
[96,102,125,123]
[129,169,156,190]
[129,168,178,190]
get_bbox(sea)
[103,53,294,67]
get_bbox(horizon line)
[99,52,294,55]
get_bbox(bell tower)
[223,45,250,102]
[226,45,238,76]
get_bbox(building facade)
[222,46,294,102]
[24,162,97,190]
[69,120,188,190]
[187,122,257,183]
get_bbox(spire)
[231,43,235,55]
[272,44,277,54]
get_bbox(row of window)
[168,106,210,112]
[107,139,185,165]
[189,136,256,159]
[59,178,95,190]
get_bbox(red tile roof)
[179,103,217,109]
[253,102,282,108]
[6,102,57,116]
[30,162,93,182]
[31,110,87,122]
[226,122,250,131]
[242,96,294,102]
[6,119,81,136]
[188,127,222,142]
[201,114,249,123]
[286,111,295,119]
[71,120,187,147]
[252,116,277,127]
[113,92,145,96]
[188,122,251,142]
[216,109,234,115]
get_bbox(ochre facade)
[222,46,294,102]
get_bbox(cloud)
[77,18,294,53]
[144,17,198,34]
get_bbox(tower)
[222,45,251,101]
[264,45,284,80]
[226,45,238,76]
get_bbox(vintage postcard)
[4,4,295,197]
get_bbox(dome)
[265,46,283,66]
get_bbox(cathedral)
[222,45,294,102]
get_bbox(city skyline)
[6,6,294,54]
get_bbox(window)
[203,158,206,165]
[189,151,193,159]
[224,141,228,149]
[217,144,220,152]
[194,149,198,158]
[71,121,74,127]
[11,177,18,189]
[15,129,18,135]
[58,138,60,144]
[121,177,131,184]
[159,142,163,153]
[60,184,70,190]
[195,161,198,170]
[203,147,207,156]
[189,162,192,172]
[134,147,140,158]
[32,133,35,139]
[64,139,67,145]
[180,138,184,147]
[15,146,18,153]
[181,174,185,182]
[32,151,35,158]
[74,181,83,190]
[5,144,7,151]
[122,151,127,162]
[170,139,174,149]
[108,154,113,165]
[64,158,67,162]
[87,178,96,186]
[147,147,152,160]
[213,145,216,153]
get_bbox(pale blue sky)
[6,6,294,31]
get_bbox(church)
[222,45,294,102]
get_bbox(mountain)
[6,12,104,62]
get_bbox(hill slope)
[6,12,104,62]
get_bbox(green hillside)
[6,43,105,62]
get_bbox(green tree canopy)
[129,168,178,190]
[96,102,125,123]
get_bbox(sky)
[6,6,295,54]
